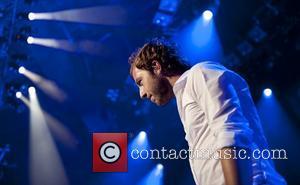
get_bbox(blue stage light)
[27,36,34,44]
[28,86,36,94]
[263,88,272,97]
[138,131,147,143]
[156,163,163,170]
[202,10,213,21]
[16,92,22,98]
[18,66,26,74]
[28,12,35,20]
[154,163,164,177]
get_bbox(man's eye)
[138,80,142,86]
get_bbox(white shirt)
[173,62,286,185]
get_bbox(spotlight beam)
[19,95,30,107]
[28,6,128,25]
[138,164,164,185]
[22,69,67,102]
[25,37,109,56]
[19,95,78,148]
[29,89,69,185]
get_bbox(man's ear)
[152,60,162,75]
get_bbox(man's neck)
[166,75,182,87]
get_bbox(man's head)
[129,38,190,106]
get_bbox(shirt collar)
[173,69,190,95]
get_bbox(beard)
[151,76,173,106]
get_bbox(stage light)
[157,163,163,170]
[28,86,36,94]
[27,36,34,44]
[22,6,127,25]
[18,66,26,74]
[21,37,105,55]
[28,12,35,20]
[203,10,213,21]
[263,88,272,97]
[129,130,149,154]
[16,92,22,98]
[138,131,146,140]
[3,83,27,112]
[154,163,164,176]
[174,8,222,63]
[135,131,147,146]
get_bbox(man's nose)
[139,89,147,99]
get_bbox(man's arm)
[190,63,254,184]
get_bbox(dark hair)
[128,38,190,77]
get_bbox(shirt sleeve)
[189,62,254,150]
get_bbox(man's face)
[131,65,174,106]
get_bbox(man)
[128,38,286,185]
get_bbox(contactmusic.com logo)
[92,133,127,172]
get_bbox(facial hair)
[151,75,173,105]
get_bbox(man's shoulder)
[189,61,247,86]
[187,61,228,79]
[190,61,227,72]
